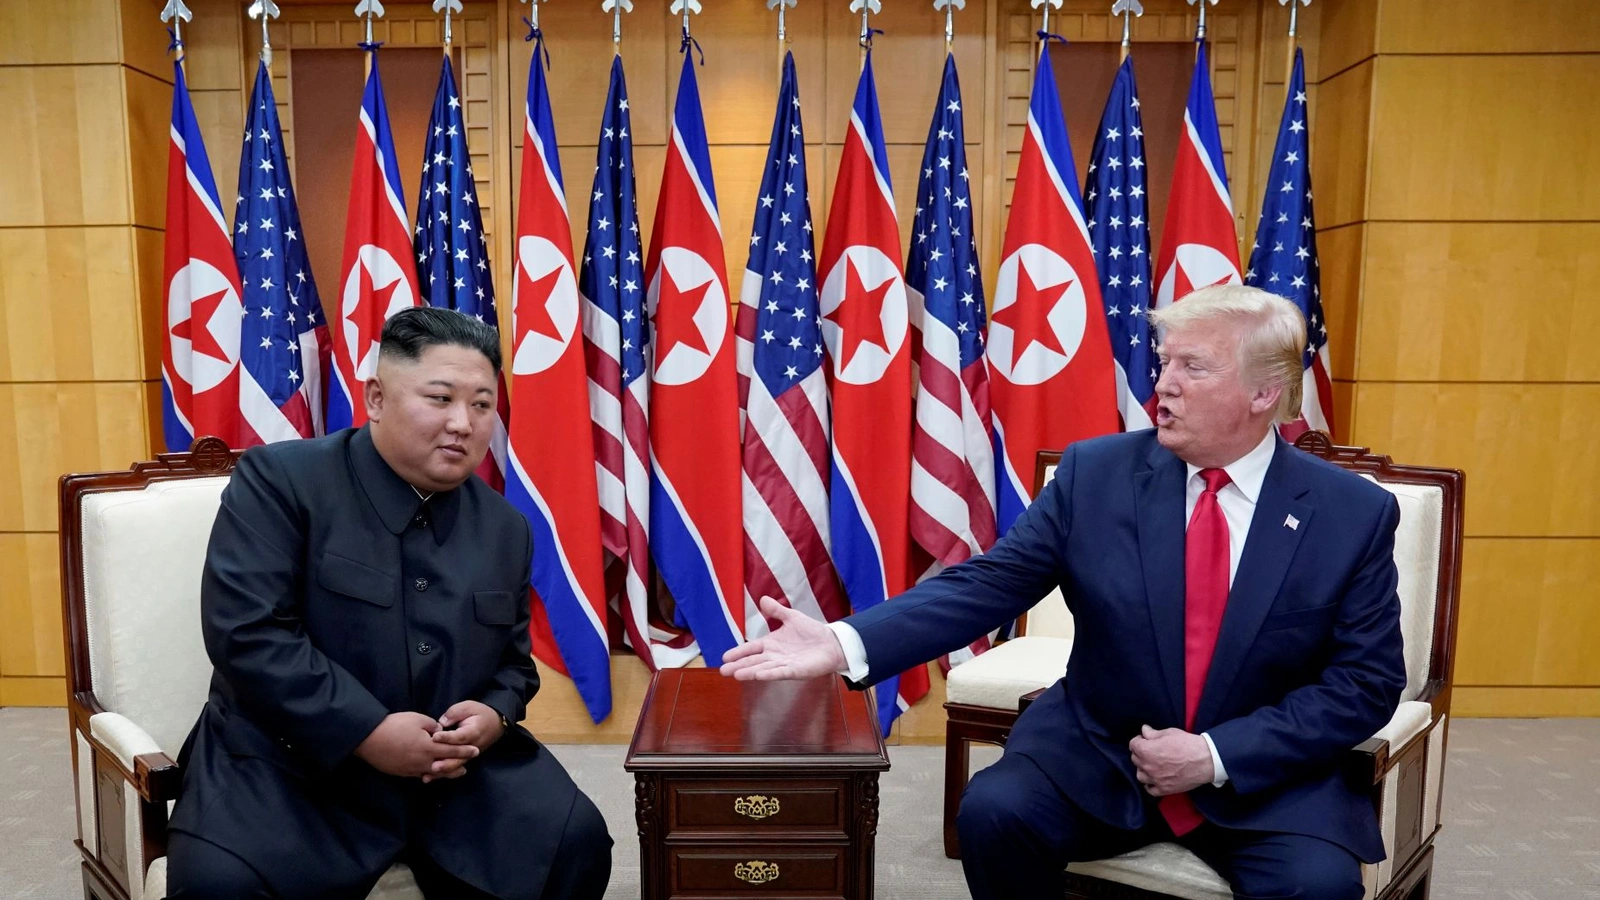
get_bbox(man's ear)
[364,370,385,423]
[1250,382,1284,417]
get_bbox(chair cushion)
[944,636,1072,709]
[145,858,424,899]
[1068,842,1231,900]
[81,477,229,758]
[1360,476,1443,703]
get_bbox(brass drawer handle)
[733,794,781,820]
[734,860,780,884]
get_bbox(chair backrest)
[1292,432,1464,708]
[1018,451,1074,639]
[60,439,240,758]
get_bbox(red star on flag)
[516,265,566,343]
[825,258,892,372]
[171,288,232,363]
[350,262,402,360]
[991,265,1071,370]
[653,268,712,361]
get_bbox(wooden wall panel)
[0,383,152,533]
[119,0,176,82]
[1315,0,1377,80]
[1455,538,1600,689]
[1378,0,1600,55]
[0,66,132,228]
[1352,383,1600,538]
[0,228,146,383]
[1368,56,1600,223]
[1308,57,1369,230]
[125,66,174,231]
[1356,223,1600,383]
[179,9,244,92]
[0,0,120,67]
[0,534,66,680]
[1315,223,1362,382]
[134,226,165,381]
[1452,687,1600,718]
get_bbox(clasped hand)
[355,700,505,783]
[1128,725,1214,796]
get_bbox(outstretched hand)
[719,596,848,681]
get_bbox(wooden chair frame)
[59,438,241,900]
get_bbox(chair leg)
[944,727,971,859]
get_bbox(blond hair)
[1146,285,1305,423]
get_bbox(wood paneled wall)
[1314,0,1600,718]
[5,0,1594,724]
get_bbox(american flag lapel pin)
[1285,514,1300,531]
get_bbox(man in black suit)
[167,307,611,900]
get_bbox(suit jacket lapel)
[1195,437,1314,729]
[1135,441,1188,726]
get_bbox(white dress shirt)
[828,429,1280,789]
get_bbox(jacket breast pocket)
[1259,602,1339,634]
[317,552,395,607]
[474,590,517,626]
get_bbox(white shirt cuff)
[1202,732,1228,788]
[827,621,870,683]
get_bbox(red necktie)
[1159,467,1232,836]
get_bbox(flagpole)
[849,0,879,72]
[248,0,280,70]
[1030,0,1060,61]
[433,0,462,56]
[768,0,796,78]
[934,0,962,56]
[603,0,631,54]
[160,0,192,66]
[1113,0,1142,64]
[355,0,385,76]
[1187,0,1217,59]
[1280,0,1309,91]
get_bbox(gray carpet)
[2,709,1597,898]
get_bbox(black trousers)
[957,750,1364,900]
[166,790,611,900]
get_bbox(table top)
[624,669,890,772]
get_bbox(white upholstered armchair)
[60,438,424,900]
[943,434,1463,900]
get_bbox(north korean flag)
[504,38,614,723]
[987,46,1118,536]
[820,53,927,737]
[328,51,420,433]
[1152,41,1241,310]
[645,51,747,668]
[161,58,244,452]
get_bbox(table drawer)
[668,779,846,833]
[669,844,846,897]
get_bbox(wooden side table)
[625,669,891,899]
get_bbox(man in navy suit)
[723,285,1404,900]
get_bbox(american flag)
[734,51,844,627]
[414,56,508,490]
[234,62,327,445]
[581,55,698,670]
[1245,48,1333,440]
[906,53,996,670]
[1084,56,1157,431]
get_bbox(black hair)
[378,306,502,375]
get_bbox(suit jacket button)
[414,577,429,592]
[417,642,434,655]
